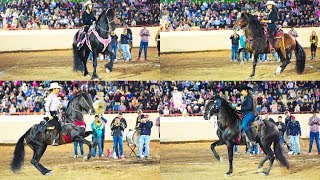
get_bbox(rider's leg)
[242,112,255,142]
[77,26,90,49]
[268,27,276,53]
[50,116,61,146]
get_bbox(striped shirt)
[45,93,60,117]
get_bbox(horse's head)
[234,12,249,31]
[78,93,95,115]
[203,96,221,120]
[105,8,116,33]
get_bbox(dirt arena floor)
[0,141,160,179]
[161,48,320,80]
[161,140,320,180]
[0,48,160,80]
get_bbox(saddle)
[77,26,111,52]
[234,112,258,145]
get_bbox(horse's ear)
[106,8,115,20]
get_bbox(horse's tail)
[274,136,289,169]
[73,32,82,72]
[10,128,30,173]
[84,131,92,138]
[294,40,305,74]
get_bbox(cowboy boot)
[245,129,255,147]
[52,129,59,146]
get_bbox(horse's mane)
[97,10,107,23]
[66,92,90,109]
[244,13,266,53]
[218,97,239,131]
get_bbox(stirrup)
[52,139,59,146]
[77,42,83,50]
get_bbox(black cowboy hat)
[238,84,253,91]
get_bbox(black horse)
[203,96,289,176]
[234,12,305,78]
[73,9,117,80]
[10,93,96,175]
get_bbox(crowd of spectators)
[161,0,320,31]
[0,0,160,30]
[0,81,319,115]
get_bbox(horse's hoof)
[45,172,52,176]
[260,172,267,176]
[106,68,111,73]
[225,172,232,177]
[257,168,263,173]
[83,156,88,161]
[275,67,282,75]
[219,157,223,162]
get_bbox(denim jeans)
[309,131,320,153]
[121,44,131,60]
[242,111,255,131]
[280,135,284,145]
[250,144,259,154]
[273,52,279,61]
[259,54,268,61]
[231,45,239,60]
[91,137,103,156]
[289,52,293,60]
[233,145,238,152]
[74,141,84,156]
[113,136,124,157]
[242,50,249,61]
[138,41,148,58]
[111,43,117,59]
[290,135,301,153]
[138,135,151,157]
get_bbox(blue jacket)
[91,121,104,138]
[286,120,301,136]
[139,120,153,136]
[241,95,253,114]
[239,35,246,48]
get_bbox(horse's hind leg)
[83,50,90,77]
[28,142,50,175]
[249,53,258,78]
[275,50,290,75]
[225,142,234,176]
[105,50,114,73]
[260,142,275,175]
[210,139,224,161]
[91,50,99,80]
[77,137,93,160]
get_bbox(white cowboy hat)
[84,0,93,8]
[265,1,277,6]
[49,82,62,90]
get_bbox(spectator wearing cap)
[137,25,150,61]
[137,114,153,160]
[286,115,301,155]
[110,112,127,159]
[307,110,320,155]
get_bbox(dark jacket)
[120,34,130,44]
[127,28,133,41]
[111,34,118,45]
[267,118,276,125]
[286,120,301,136]
[110,117,127,137]
[82,11,96,26]
[139,120,153,136]
[276,122,286,136]
[267,9,277,30]
[241,94,253,114]
[230,34,239,45]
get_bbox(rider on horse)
[262,1,278,53]
[239,84,256,145]
[77,0,96,49]
[44,82,63,146]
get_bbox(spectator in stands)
[286,116,301,155]
[276,116,286,145]
[110,112,127,160]
[137,114,153,160]
[310,30,318,60]
[120,28,131,61]
[230,31,240,62]
[91,115,104,158]
[307,110,320,155]
[264,113,276,124]
[124,24,133,55]
[239,33,249,62]
[110,31,118,62]
[137,25,150,61]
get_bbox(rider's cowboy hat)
[265,1,277,6]
[49,82,62,90]
[84,0,93,8]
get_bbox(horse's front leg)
[225,142,234,176]
[237,48,243,63]
[249,52,259,78]
[76,137,93,161]
[210,139,224,161]
[91,50,99,80]
[83,50,90,77]
[105,50,114,73]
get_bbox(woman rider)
[239,84,256,144]
[262,1,278,53]
[77,0,97,49]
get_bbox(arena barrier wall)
[0,113,159,144]
[161,27,320,53]
[161,113,318,142]
[0,27,159,52]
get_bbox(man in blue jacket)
[286,116,301,155]
[137,114,153,160]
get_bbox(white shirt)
[45,93,60,117]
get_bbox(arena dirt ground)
[0,141,160,179]
[0,48,160,80]
[161,140,320,180]
[161,48,320,80]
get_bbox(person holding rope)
[44,82,63,146]
[77,0,96,50]
[261,1,278,53]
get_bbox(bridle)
[70,94,92,115]
[96,9,115,33]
